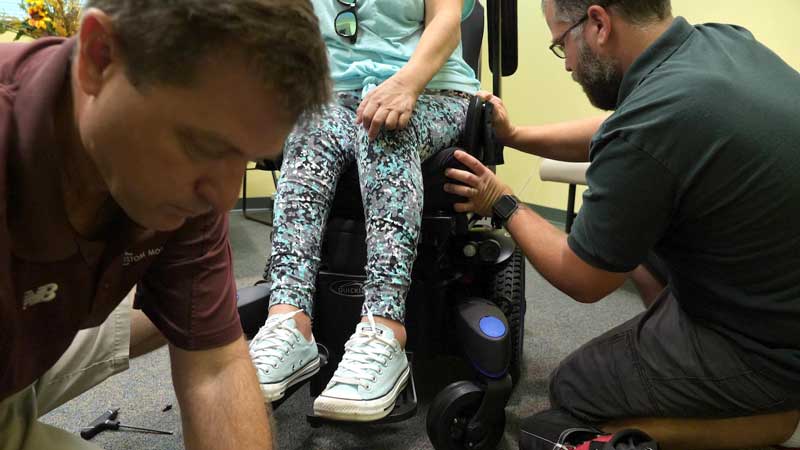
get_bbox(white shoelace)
[249,310,303,372]
[330,311,398,389]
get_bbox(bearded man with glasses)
[441,0,800,448]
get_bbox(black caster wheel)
[426,381,505,450]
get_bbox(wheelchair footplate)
[306,352,418,427]
[271,343,330,410]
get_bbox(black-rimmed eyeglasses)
[334,0,358,44]
[549,14,588,59]
[548,0,618,59]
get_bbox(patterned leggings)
[268,90,470,323]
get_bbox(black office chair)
[237,2,521,449]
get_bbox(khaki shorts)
[1,291,133,450]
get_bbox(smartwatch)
[492,194,520,227]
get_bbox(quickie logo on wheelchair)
[329,279,365,298]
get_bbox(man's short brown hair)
[548,0,672,25]
[84,0,331,120]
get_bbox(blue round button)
[479,316,506,338]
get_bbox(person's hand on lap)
[357,74,420,140]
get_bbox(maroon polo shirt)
[0,38,243,401]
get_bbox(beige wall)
[0,31,29,42]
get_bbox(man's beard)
[573,37,623,111]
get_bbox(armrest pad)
[539,159,589,185]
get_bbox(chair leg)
[242,169,272,226]
[565,184,576,233]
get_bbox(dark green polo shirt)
[568,17,800,380]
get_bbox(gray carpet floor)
[40,211,655,449]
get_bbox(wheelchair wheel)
[491,246,526,385]
[426,381,505,450]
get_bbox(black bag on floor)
[519,409,659,450]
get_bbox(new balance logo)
[23,283,59,310]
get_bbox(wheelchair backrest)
[461,1,484,78]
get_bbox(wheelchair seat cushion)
[330,147,469,220]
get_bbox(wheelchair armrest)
[480,102,505,166]
[461,96,505,167]
[539,159,589,185]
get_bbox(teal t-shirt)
[311,0,481,95]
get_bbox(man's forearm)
[505,206,575,293]
[445,149,625,301]
[505,206,625,302]
[170,338,273,450]
[505,116,607,162]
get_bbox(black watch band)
[492,194,520,226]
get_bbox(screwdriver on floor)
[80,408,173,440]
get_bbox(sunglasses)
[334,0,358,44]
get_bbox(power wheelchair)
[237,2,522,449]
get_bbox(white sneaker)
[313,318,409,421]
[249,310,320,402]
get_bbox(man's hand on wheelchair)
[444,150,513,217]
[357,73,420,141]
[475,90,516,145]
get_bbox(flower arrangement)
[1,0,82,40]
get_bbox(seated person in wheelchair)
[248,0,481,421]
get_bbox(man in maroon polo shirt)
[0,1,330,449]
